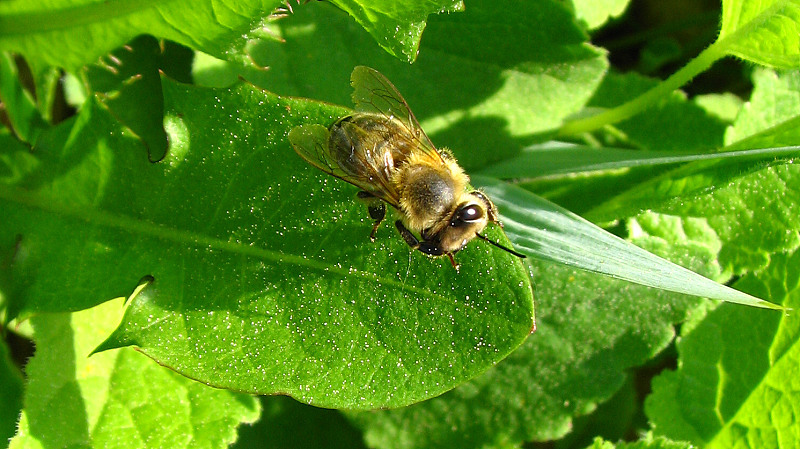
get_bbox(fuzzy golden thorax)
[393,150,472,234]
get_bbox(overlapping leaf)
[725,68,800,150]
[719,0,800,68]
[328,0,464,62]
[203,0,608,169]
[9,299,260,449]
[647,250,800,448]
[0,0,282,75]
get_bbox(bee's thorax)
[395,154,468,232]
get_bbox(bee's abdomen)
[328,115,410,178]
[328,118,371,177]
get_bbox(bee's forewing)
[289,122,399,205]
[350,66,441,161]
[351,66,415,124]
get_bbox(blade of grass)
[478,142,800,178]
[474,175,784,310]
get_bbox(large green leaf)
[646,250,800,447]
[9,298,260,449]
[1,75,534,409]
[0,0,282,75]
[0,0,464,86]
[725,68,800,150]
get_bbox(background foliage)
[2,0,799,448]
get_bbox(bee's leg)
[367,204,386,241]
[446,253,459,270]
[394,221,459,270]
[357,191,386,241]
[395,220,422,249]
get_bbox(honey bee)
[289,66,525,269]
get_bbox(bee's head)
[437,191,526,259]
[433,192,491,254]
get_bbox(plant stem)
[558,40,728,137]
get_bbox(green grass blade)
[475,176,783,310]
[478,142,800,178]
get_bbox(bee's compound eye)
[453,205,484,226]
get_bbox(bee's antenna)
[475,233,527,259]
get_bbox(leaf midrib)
[0,184,447,301]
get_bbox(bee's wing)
[289,124,340,177]
[350,66,444,163]
[288,123,401,207]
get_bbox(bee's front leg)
[394,221,460,270]
[357,191,386,241]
